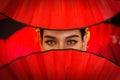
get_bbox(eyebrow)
[66,35,80,39]
[44,35,56,39]
[44,35,80,39]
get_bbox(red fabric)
[0,50,120,80]
[0,26,41,66]
[0,14,120,66]
[88,23,120,52]
[88,23,120,65]
[0,1,120,79]
[0,0,120,29]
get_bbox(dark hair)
[40,28,85,41]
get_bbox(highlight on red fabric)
[0,0,120,29]
[0,50,120,80]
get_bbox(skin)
[41,29,87,51]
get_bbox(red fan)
[88,22,120,65]
[0,13,41,66]
[0,12,120,67]
[0,50,120,80]
[0,0,120,29]
[0,1,120,78]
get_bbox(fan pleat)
[1,50,120,80]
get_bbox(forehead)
[43,29,81,36]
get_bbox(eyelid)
[45,40,55,43]
[67,40,78,45]
[67,40,78,42]
[45,40,56,45]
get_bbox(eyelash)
[67,40,78,45]
[45,40,78,46]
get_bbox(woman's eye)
[45,40,56,46]
[67,40,78,45]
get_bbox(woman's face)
[41,29,86,51]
